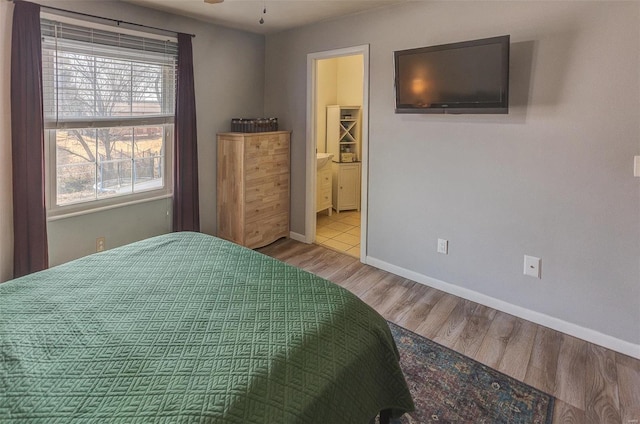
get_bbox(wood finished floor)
[258,239,640,424]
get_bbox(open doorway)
[305,46,369,261]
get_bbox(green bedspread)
[1,232,413,423]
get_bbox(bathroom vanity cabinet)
[316,162,332,216]
[217,131,290,248]
[332,162,361,213]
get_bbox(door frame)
[305,45,370,262]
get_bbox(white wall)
[265,1,640,350]
[0,1,13,282]
[0,1,265,269]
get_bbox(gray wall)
[34,1,265,266]
[265,1,640,345]
[48,198,172,265]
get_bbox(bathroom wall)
[315,56,364,153]
[336,55,364,160]
[336,55,364,107]
[315,59,338,153]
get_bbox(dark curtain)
[172,33,200,232]
[11,0,48,277]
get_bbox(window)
[41,17,177,214]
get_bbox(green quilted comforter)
[1,232,413,422]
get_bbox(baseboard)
[365,256,640,360]
[289,231,309,243]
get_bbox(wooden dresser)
[216,131,290,249]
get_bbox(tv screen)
[394,35,510,114]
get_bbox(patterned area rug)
[388,322,554,424]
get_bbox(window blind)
[41,18,178,129]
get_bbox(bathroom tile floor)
[315,210,360,258]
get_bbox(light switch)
[437,239,448,255]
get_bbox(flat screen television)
[394,35,510,114]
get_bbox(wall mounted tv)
[394,35,510,114]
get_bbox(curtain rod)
[10,0,195,38]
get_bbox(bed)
[0,232,413,422]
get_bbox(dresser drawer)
[245,173,289,194]
[318,169,331,189]
[316,187,331,210]
[245,191,288,222]
[245,155,289,181]
[244,212,288,249]
[245,134,289,159]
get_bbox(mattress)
[0,232,413,422]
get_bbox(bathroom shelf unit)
[327,105,361,163]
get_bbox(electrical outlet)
[437,238,448,255]
[96,237,106,252]
[524,255,541,278]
